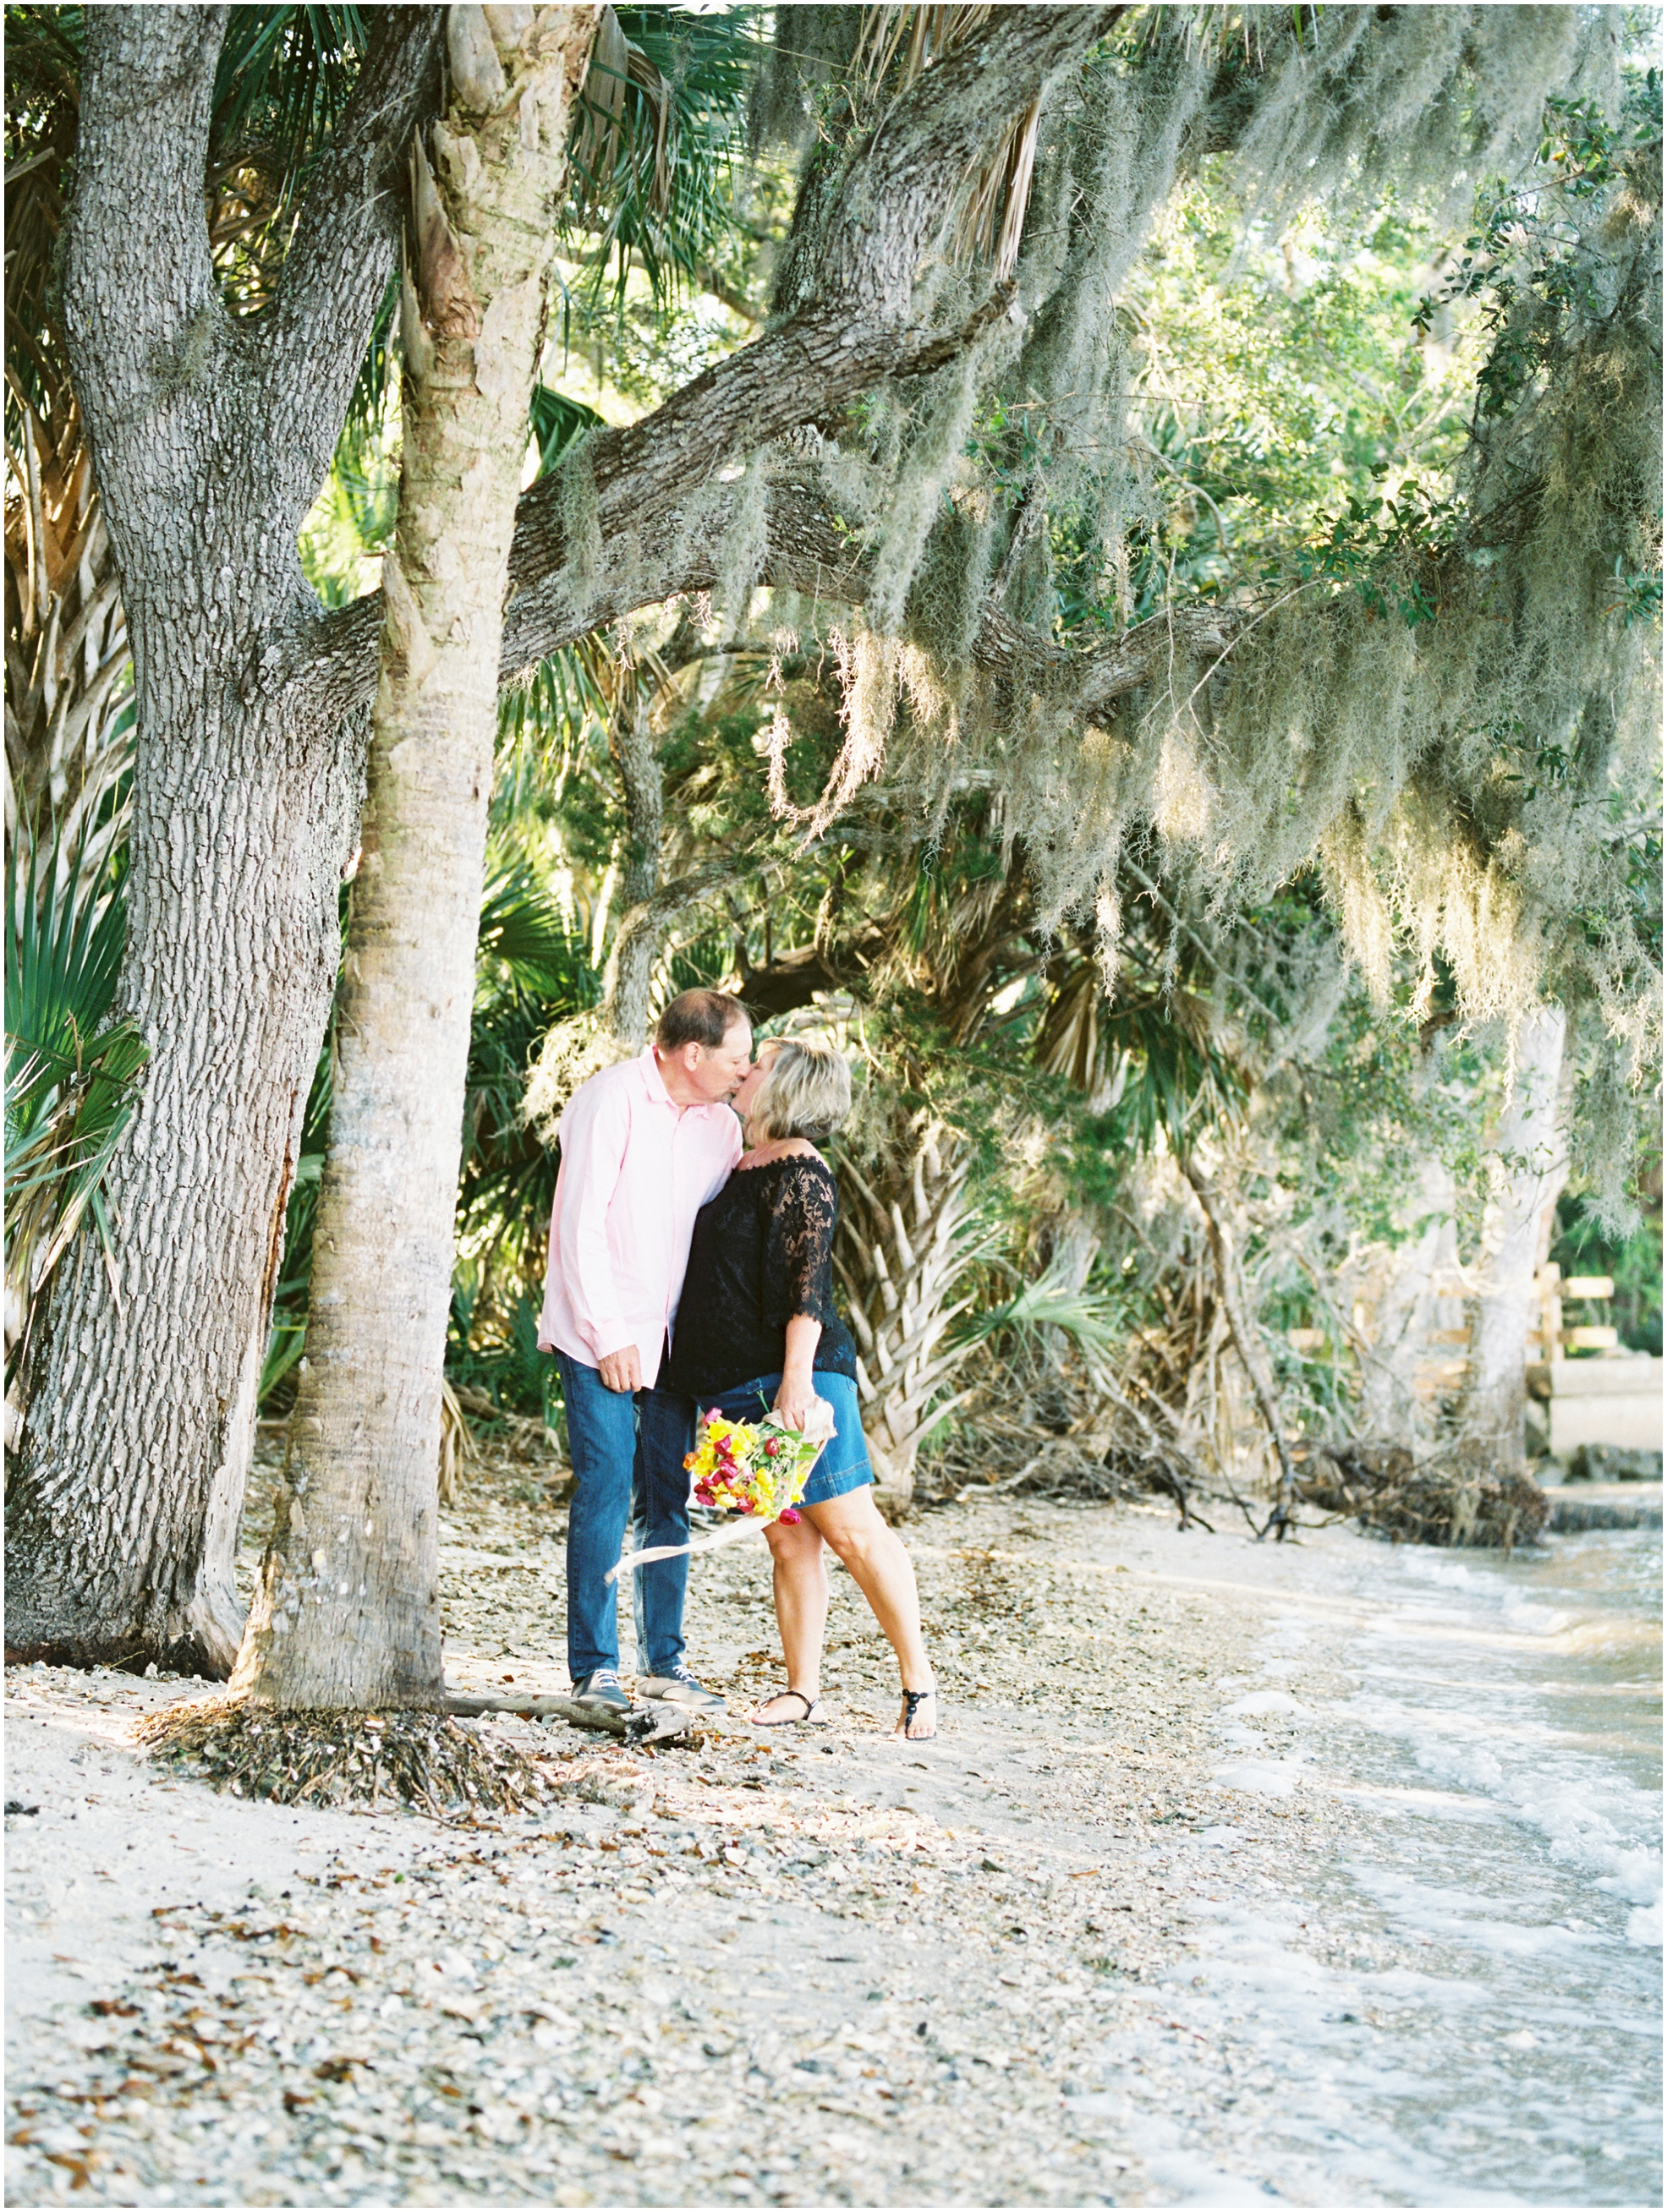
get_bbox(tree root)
[134,1699,552,1820]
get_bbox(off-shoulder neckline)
[734,1150,833,1175]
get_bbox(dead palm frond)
[438,1377,479,1505]
[832,1121,994,1516]
[851,3,1048,280]
[4,385,133,869]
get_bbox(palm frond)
[206,5,368,309]
[529,383,606,474]
[477,865,600,1000]
[495,628,620,818]
[4,832,127,1100]
[4,824,145,1400]
[965,1263,1123,1366]
[567,4,761,311]
[1034,958,1244,1147]
[338,271,399,452]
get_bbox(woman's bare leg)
[754,1514,829,1721]
[806,1488,935,1736]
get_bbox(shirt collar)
[637,1044,674,1107]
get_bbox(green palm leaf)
[4,831,146,1393]
[567,4,762,311]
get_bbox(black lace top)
[665,1153,858,1398]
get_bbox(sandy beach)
[6,1467,1660,2209]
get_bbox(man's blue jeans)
[556,1352,694,1683]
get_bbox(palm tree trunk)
[232,7,596,1711]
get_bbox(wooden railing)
[1276,1263,1624,1382]
[1532,1263,1619,1363]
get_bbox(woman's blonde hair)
[746,1036,852,1146]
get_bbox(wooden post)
[1535,1262,1564,1364]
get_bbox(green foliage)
[529,383,605,474]
[4,834,147,1393]
[1550,1187,1664,1357]
[448,869,599,1412]
[1414,69,1664,416]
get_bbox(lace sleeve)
[761,1158,838,1329]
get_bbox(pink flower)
[778,1508,801,1525]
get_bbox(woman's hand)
[775,1313,823,1429]
[772,1366,819,1432]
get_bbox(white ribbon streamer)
[605,1514,774,1583]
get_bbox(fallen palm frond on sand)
[134,1700,552,1819]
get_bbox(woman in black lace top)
[666,1038,937,1741]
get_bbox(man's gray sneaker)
[637,1664,726,1715]
[570,1668,633,1717]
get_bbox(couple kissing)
[535,990,938,1742]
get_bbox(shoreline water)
[5,1485,1660,2208]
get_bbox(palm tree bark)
[231,5,595,1710]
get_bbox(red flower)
[778,1508,801,1525]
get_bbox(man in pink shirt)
[539,989,749,1717]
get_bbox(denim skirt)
[697,1370,874,1506]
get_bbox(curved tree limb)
[288,461,1237,752]
[600,853,784,1043]
[255,5,446,511]
[63,8,231,468]
[278,5,1127,718]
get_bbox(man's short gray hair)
[656,989,749,1052]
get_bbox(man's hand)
[598,1345,643,1394]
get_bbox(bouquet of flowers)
[685,1403,831,1525]
[606,1397,835,1586]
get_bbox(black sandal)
[895,1686,937,1741]
[749,1689,827,1728]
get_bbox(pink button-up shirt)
[536,1046,743,1387]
